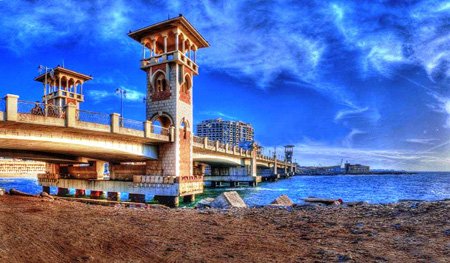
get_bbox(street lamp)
[115,88,127,118]
[38,65,55,116]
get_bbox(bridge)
[0,16,296,207]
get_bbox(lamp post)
[115,88,127,127]
[38,65,54,116]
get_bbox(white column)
[175,33,179,52]
[142,44,146,59]
[152,39,157,56]
[80,83,83,95]
[182,40,186,54]
[163,36,167,53]
[193,49,197,62]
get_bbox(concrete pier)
[57,187,69,196]
[154,195,179,208]
[107,192,120,201]
[75,189,86,197]
[90,190,103,199]
[42,186,50,194]
[183,194,195,203]
[129,193,145,203]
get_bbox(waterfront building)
[196,118,254,146]
[345,163,370,174]
[0,158,46,177]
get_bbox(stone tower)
[128,15,209,204]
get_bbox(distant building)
[196,118,254,146]
[0,158,46,177]
[345,162,370,174]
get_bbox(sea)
[1,172,449,206]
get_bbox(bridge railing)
[119,117,144,131]
[151,124,169,136]
[17,100,66,119]
[76,109,110,125]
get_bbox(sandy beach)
[0,195,448,262]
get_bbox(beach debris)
[304,198,343,206]
[0,188,5,196]
[40,192,55,200]
[210,191,247,209]
[195,197,215,209]
[9,188,36,197]
[270,195,294,207]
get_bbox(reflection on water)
[0,173,449,206]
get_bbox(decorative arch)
[179,73,192,104]
[150,112,173,135]
[150,70,171,101]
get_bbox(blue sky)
[0,0,449,171]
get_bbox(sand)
[0,195,448,262]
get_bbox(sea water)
[1,173,449,206]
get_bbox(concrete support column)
[182,194,195,203]
[154,195,179,208]
[90,190,104,199]
[129,193,145,203]
[110,113,120,133]
[203,137,208,149]
[95,160,106,180]
[75,189,86,197]
[225,143,229,153]
[5,94,19,121]
[57,187,69,197]
[42,186,50,194]
[65,104,77,127]
[215,141,219,151]
[107,192,120,201]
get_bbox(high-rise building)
[196,118,254,145]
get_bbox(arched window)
[154,72,167,92]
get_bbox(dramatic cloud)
[1,0,449,170]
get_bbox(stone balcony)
[140,50,198,74]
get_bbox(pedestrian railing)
[76,109,110,125]
[119,117,144,131]
[17,100,66,119]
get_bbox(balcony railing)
[151,124,169,136]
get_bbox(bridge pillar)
[90,190,104,199]
[182,194,195,203]
[107,192,120,201]
[129,193,145,203]
[42,186,50,194]
[57,187,69,197]
[65,104,77,128]
[75,189,86,197]
[154,195,179,208]
[5,94,18,121]
[110,113,120,133]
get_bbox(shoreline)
[0,195,448,262]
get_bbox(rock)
[270,195,294,207]
[9,188,36,197]
[40,192,54,200]
[0,188,5,196]
[195,197,215,209]
[210,191,247,209]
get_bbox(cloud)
[405,138,438,145]
[87,87,145,103]
[342,129,366,148]
[199,111,237,120]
